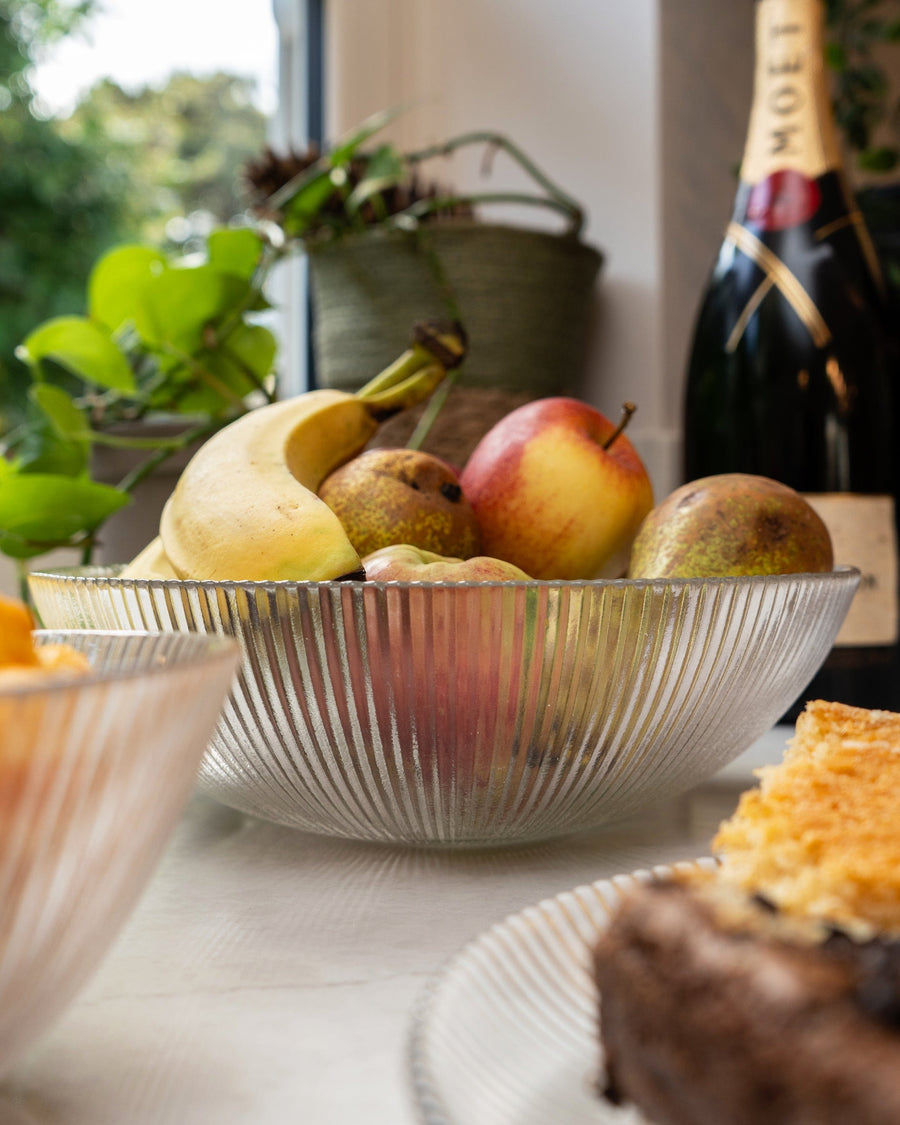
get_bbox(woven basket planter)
[307,222,603,465]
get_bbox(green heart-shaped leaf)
[173,323,278,414]
[346,144,405,214]
[142,267,251,352]
[29,384,93,442]
[0,473,130,546]
[208,228,264,279]
[17,317,135,393]
[89,244,167,338]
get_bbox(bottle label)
[725,221,832,349]
[802,494,899,646]
[741,0,841,186]
[746,169,820,231]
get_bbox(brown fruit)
[627,473,834,579]
[319,448,481,560]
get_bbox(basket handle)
[401,131,586,238]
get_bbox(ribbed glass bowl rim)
[28,564,860,594]
[407,857,720,1124]
[1,629,239,698]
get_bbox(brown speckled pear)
[627,473,834,578]
[319,448,481,560]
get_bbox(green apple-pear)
[627,473,833,578]
[319,448,481,560]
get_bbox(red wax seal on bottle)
[746,170,821,231]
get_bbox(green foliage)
[825,0,900,175]
[60,72,269,246]
[0,0,136,408]
[261,110,587,243]
[0,0,277,576]
[1,100,586,574]
[1,228,279,562]
[0,460,129,560]
[0,2,271,423]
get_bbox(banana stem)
[356,344,436,399]
[353,320,468,421]
[361,362,446,419]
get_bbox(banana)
[121,535,179,580]
[158,390,376,581]
[123,322,466,582]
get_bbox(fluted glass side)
[29,568,859,846]
[0,631,238,1073]
[409,859,718,1124]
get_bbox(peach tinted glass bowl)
[0,630,239,1075]
[28,567,859,847]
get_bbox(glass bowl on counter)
[28,566,858,848]
[0,629,239,1075]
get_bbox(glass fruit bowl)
[28,566,859,847]
[0,629,239,1076]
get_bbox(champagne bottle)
[682,0,900,717]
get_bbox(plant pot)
[91,420,204,567]
[307,223,603,467]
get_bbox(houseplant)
[825,0,900,300]
[245,111,603,465]
[0,226,279,591]
[826,0,900,176]
[1,111,601,587]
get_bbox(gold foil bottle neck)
[741,0,842,186]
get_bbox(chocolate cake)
[593,700,900,1125]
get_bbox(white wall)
[660,0,755,485]
[323,0,755,502]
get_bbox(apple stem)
[603,401,637,451]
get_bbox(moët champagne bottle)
[682,0,900,716]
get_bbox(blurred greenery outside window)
[0,0,271,431]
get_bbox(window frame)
[270,0,326,394]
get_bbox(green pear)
[319,448,481,560]
[627,473,834,579]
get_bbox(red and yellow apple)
[360,547,535,804]
[319,448,481,560]
[362,544,531,582]
[459,397,654,579]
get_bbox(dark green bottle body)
[684,172,895,492]
[683,168,900,716]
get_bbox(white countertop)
[0,725,792,1125]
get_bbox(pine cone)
[240,145,473,229]
[241,145,320,210]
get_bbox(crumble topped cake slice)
[713,700,900,936]
[593,700,900,1125]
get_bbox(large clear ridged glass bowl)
[0,630,239,1075]
[29,567,859,847]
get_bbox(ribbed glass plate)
[409,859,716,1124]
[0,630,239,1075]
[28,567,859,846]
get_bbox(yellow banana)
[123,535,179,579]
[122,322,466,582]
[158,390,376,580]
